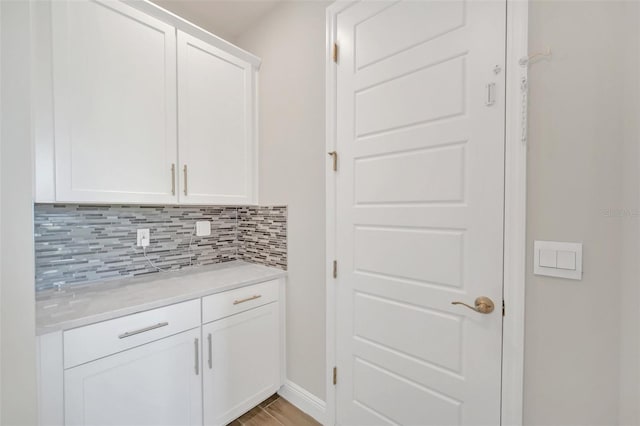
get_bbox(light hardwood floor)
[228,394,320,426]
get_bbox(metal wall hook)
[519,47,552,67]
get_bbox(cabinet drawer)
[202,280,279,324]
[64,299,200,369]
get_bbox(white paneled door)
[334,1,506,425]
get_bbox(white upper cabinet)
[178,31,256,205]
[51,0,179,204]
[35,0,259,205]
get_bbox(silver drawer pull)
[233,295,262,305]
[118,322,169,339]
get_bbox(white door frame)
[324,1,529,425]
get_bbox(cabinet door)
[177,30,256,205]
[64,328,202,426]
[52,0,178,204]
[203,303,280,426]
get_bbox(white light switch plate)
[534,240,582,280]
[196,221,211,237]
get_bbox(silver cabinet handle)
[194,338,199,375]
[183,164,188,196]
[233,295,261,305]
[118,322,169,339]
[207,333,212,369]
[171,163,176,195]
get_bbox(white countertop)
[36,261,286,335]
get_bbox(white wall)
[619,2,640,424]
[236,0,331,401]
[235,0,640,420]
[0,0,38,423]
[526,1,638,424]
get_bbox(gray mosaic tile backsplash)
[238,206,287,270]
[34,204,287,291]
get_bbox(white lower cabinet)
[37,279,285,426]
[64,327,203,426]
[203,303,280,426]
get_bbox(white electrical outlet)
[137,229,150,247]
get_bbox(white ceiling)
[152,0,283,41]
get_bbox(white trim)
[324,4,336,423]
[36,332,64,425]
[324,2,355,426]
[0,2,3,420]
[278,381,327,425]
[253,69,260,205]
[502,0,528,425]
[324,1,528,425]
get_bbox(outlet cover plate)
[196,221,211,237]
[137,229,150,247]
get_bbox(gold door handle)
[451,296,495,314]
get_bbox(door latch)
[485,83,496,106]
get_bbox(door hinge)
[502,300,505,317]
[332,42,339,63]
[332,260,337,279]
[328,151,338,171]
[333,367,337,385]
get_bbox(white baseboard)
[278,380,327,425]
